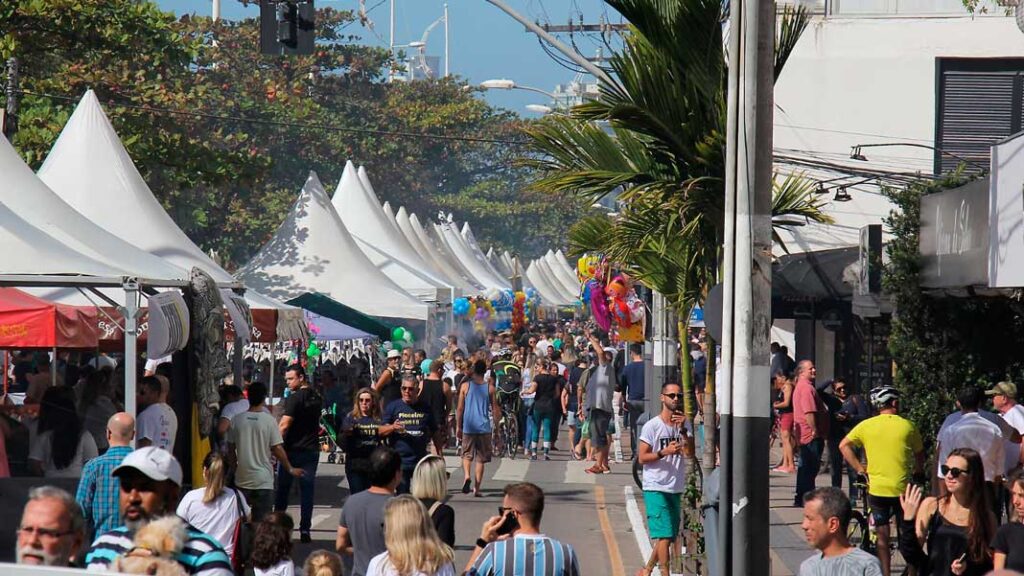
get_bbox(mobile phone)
[496,511,519,535]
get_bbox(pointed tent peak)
[396,205,409,219]
[332,161,368,204]
[461,222,472,237]
[356,165,382,204]
[37,90,232,282]
[382,201,397,222]
[486,247,495,258]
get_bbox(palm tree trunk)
[703,334,717,470]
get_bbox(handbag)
[230,489,254,573]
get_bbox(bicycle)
[493,388,521,459]
[847,479,908,576]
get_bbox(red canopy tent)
[0,288,99,349]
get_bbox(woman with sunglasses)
[900,447,995,576]
[992,470,1024,570]
[341,387,389,494]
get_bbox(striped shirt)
[468,534,580,576]
[85,520,233,576]
[75,445,132,537]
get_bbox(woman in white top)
[29,387,98,478]
[176,452,249,557]
[367,495,456,576]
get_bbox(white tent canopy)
[437,222,510,290]
[238,172,429,321]
[1,134,186,282]
[536,257,577,303]
[551,250,581,290]
[414,214,486,293]
[461,223,513,288]
[38,90,235,285]
[396,207,477,292]
[331,162,450,302]
[487,247,513,280]
[526,260,572,307]
[544,251,580,299]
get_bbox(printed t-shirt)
[639,415,687,493]
[137,402,178,451]
[383,399,436,468]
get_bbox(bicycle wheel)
[847,510,870,552]
[632,456,643,489]
[506,418,519,459]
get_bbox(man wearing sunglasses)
[635,382,691,576]
[383,374,437,494]
[839,386,924,576]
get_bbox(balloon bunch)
[453,297,471,317]
[387,326,415,351]
[307,321,321,337]
[306,341,322,358]
[512,291,526,333]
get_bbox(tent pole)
[51,347,56,387]
[3,351,8,395]
[123,279,140,441]
[268,345,275,406]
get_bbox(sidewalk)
[768,465,818,576]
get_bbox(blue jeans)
[532,410,555,447]
[275,450,319,533]
[625,399,645,457]
[345,461,371,495]
[398,466,415,495]
[520,398,535,450]
[796,439,823,506]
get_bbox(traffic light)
[260,0,315,56]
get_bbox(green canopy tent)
[287,292,391,341]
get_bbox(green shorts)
[643,490,681,540]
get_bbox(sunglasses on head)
[940,465,969,479]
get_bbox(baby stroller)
[319,403,343,464]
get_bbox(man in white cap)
[83,447,232,576]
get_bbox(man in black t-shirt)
[383,375,437,494]
[274,364,323,542]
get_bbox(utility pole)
[443,3,449,78]
[388,0,395,82]
[484,0,613,86]
[212,0,221,21]
[3,57,18,138]
[720,0,774,575]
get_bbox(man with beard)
[16,486,85,567]
[84,447,232,576]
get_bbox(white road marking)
[493,457,530,481]
[625,485,659,576]
[564,460,597,484]
[311,513,331,529]
[444,455,462,471]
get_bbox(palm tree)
[520,0,832,462]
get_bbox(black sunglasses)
[662,393,682,399]
[940,465,969,479]
[401,386,417,392]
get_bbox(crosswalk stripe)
[564,460,596,484]
[493,457,530,481]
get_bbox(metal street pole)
[484,0,614,86]
[444,3,450,78]
[4,57,19,138]
[722,0,775,574]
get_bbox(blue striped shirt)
[75,446,132,537]
[469,534,580,576]
[85,521,232,576]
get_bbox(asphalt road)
[283,425,648,575]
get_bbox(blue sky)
[159,0,622,116]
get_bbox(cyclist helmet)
[496,347,513,360]
[869,386,900,408]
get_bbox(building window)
[935,57,1024,174]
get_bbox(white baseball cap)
[387,349,401,359]
[113,446,183,487]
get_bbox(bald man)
[75,413,135,539]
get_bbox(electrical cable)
[17,89,527,146]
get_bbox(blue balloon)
[453,297,470,316]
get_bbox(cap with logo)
[112,446,183,487]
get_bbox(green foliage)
[2,1,546,268]
[883,173,1024,450]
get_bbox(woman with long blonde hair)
[176,451,249,557]
[411,455,455,546]
[366,495,455,576]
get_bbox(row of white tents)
[1,89,582,371]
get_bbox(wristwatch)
[476,538,489,549]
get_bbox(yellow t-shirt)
[845,413,923,497]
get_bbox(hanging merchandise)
[577,254,600,282]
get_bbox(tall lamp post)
[479,79,557,100]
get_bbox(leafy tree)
[2,1,558,269]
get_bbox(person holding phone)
[899,448,995,576]
[464,482,580,576]
[635,382,691,576]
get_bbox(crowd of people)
[768,342,1024,576]
[9,320,642,576]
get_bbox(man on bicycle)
[839,386,925,576]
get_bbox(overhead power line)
[17,90,526,146]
